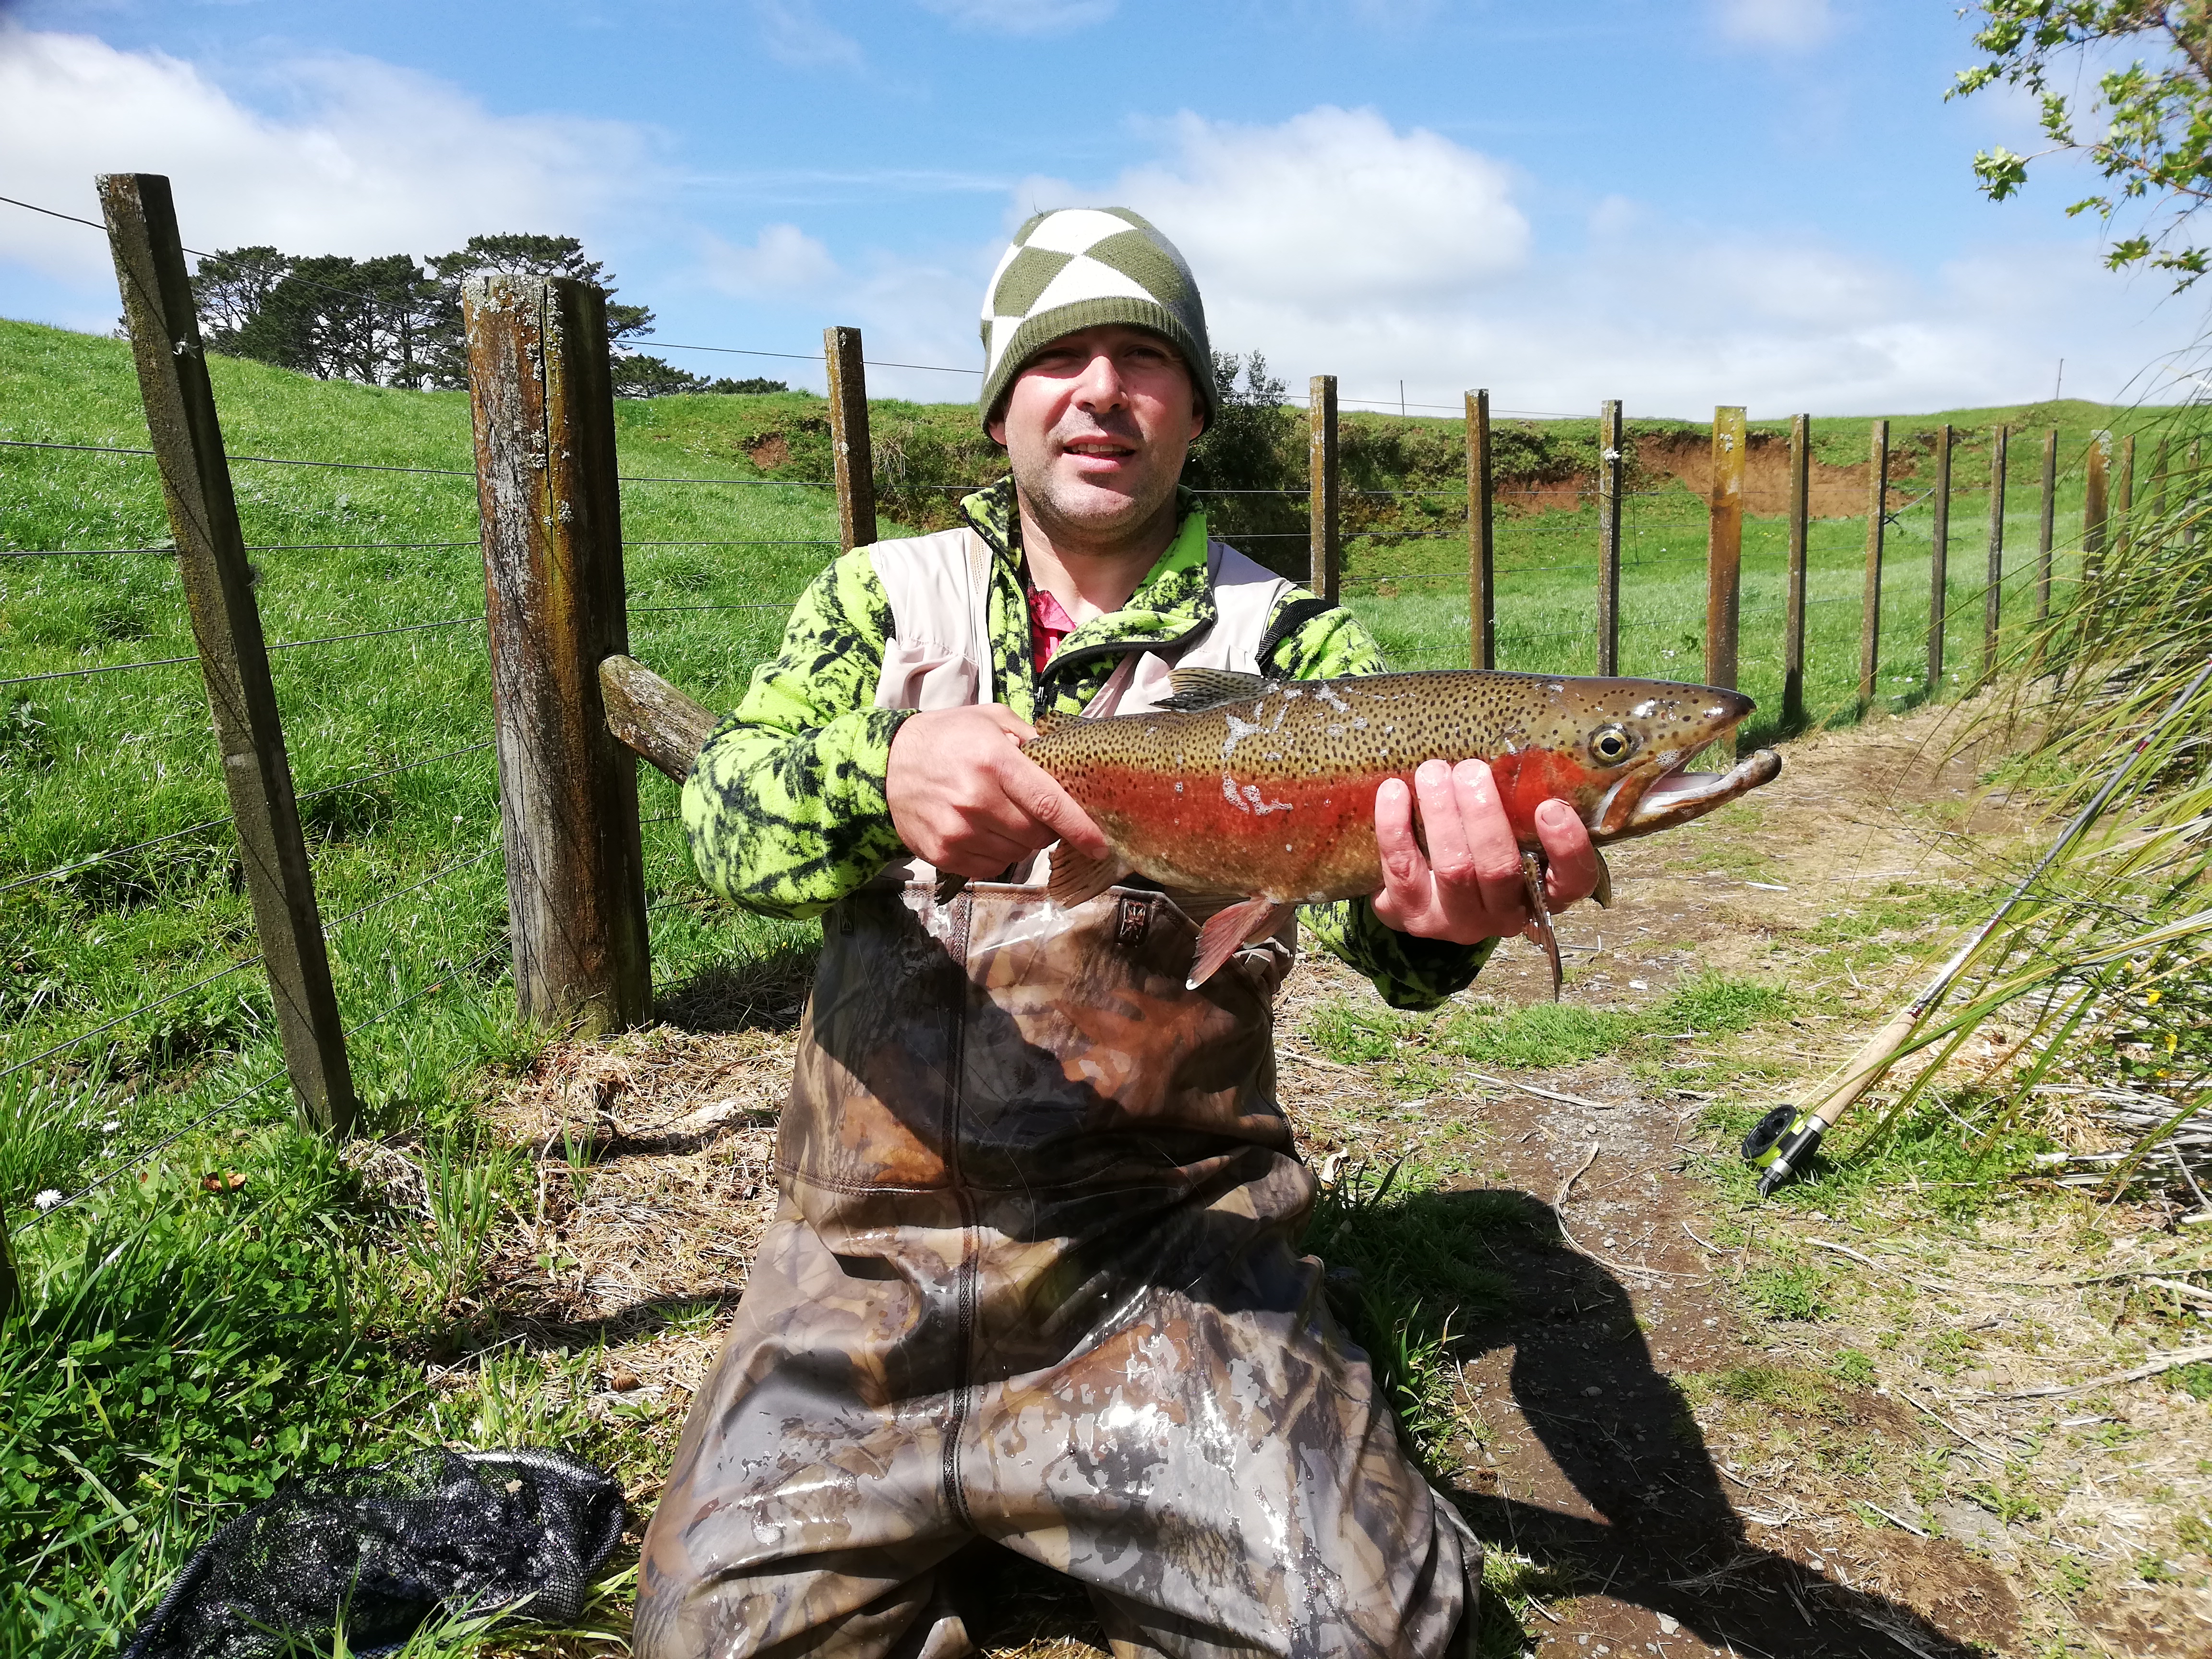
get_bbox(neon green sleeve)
[680,551,914,919]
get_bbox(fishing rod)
[1743,652,2212,1198]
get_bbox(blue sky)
[1,0,2201,415]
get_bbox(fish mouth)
[1596,747,1782,842]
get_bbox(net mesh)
[122,1448,626,1659]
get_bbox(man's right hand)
[886,705,1110,879]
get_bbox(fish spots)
[1173,780,1184,794]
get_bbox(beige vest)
[869,527,1292,718]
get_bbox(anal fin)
[1046,842,1130,909]
[1187,896,1294,990]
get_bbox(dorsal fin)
[1158,667,1271,712]
[1031,707,1069,738]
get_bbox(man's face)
[986,324,1205,548]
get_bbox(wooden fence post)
[1859,419,1890,709]
[2190,437,2203,553]
[2082,432,2110,592]
[825,325,877,552]
[1309,375,1340,606]
[2115,433,2137,564]
[1983,425,2009,684]
[1467,389,1495,670]
[1597,399,1624,675]
[1784,414,1810,729]
[98,173,357,1138]
[464,274,650,1036]
[1927,423,1953,696]
[1706,406,1745,690]
[2036,426,2058,621]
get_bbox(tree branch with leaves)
[1953,2,2212,287]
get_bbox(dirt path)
[467,707,2212,1658]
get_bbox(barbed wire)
[269,615,481,653]
[1,654,198,688]
[345,939,508,1039]
[0,953,265,1087]
[0,541,481,560]
[630,602,793,614]
[0,436,478,477]
[10,1063,291,1236]
[0,745,495,902]
[323,844,500,935]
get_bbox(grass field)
[0,314,2174,1652]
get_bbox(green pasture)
[0,315,2166,1650]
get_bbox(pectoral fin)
[1188,896,1295,989]
[1046,843,1130,909]
[1522,850,1563,1001]
[1590,847,1613,910]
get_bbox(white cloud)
[1023,107,1530,316]
[700,222,841,296]
[0,25,650,300]
[1710,0,1835,51]
[752,0,864,67]
[914,0,1117,35]
[986,103,2178,416]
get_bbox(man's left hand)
[1370,758,1599,944]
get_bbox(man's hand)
[887,705,1110,879]
[1370,758,1599,944]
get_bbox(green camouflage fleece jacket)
[682,481,1493,1009]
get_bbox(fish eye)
[1590,727,1634,765]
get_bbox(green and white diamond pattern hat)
[978,206,1215,431]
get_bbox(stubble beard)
[1008,442,1183,561]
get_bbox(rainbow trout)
[1020,666,1781,994]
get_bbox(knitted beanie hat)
[978,207,1215,433]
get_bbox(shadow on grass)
[654,942,818,1034]
[1315,1180,1990,1659]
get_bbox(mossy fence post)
[463,273,650,1037]
[1467,389,1494,670]
[1596,399,1623,675]
[1309,375,1339,606]
[1927,423,1952,697]
[2114,433,2137,565]
[2082,432,2110,592]
[1984,425,2008,685]
[825,325,877,552]
[1705,406,1744,691]
[2036,426,2058,622]
[1859,419,1889,709]
[1783,414,1810,729]
[97,171,358,1138]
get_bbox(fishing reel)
[1740,1105,1828,1198]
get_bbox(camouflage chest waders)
[637,532,1479,1659]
